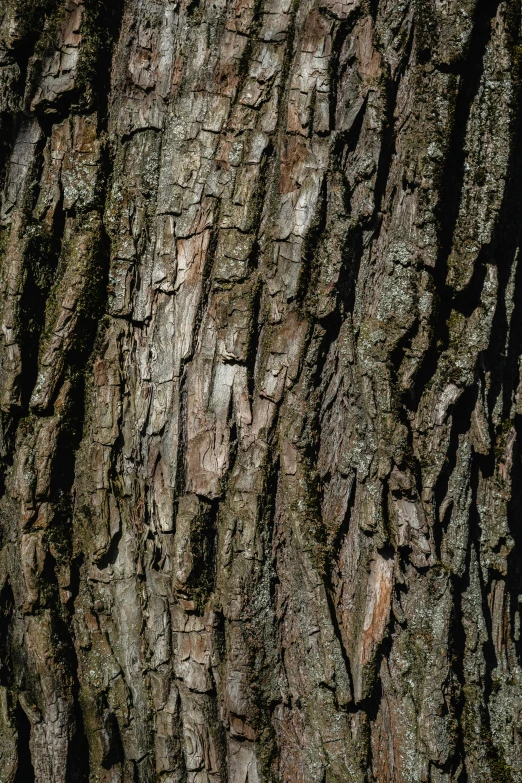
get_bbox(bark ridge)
[0,0,522,781]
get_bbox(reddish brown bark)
[1,1,522,781]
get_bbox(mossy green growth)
[0,227,9,321]
[5,0,59,48]
[494,418,514,465]
[74,0,124,112]
[21,0,65,102]
[44,374,85,561]
[41,213,106,352]
[25,224,55,290]
[489,754,516,783]
[183,503,217,614]
[234,0,263,81]
[16,225,58,400]
[0,227,8,266]
[75,222,107,336]
[460,683,516,783]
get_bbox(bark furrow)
[0,0,522,781]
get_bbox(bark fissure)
[2,0,522,781]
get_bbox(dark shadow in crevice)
[0,113,17,197]
[448,517,472,779]
[66,697,90,783]
[483,30,522,428]
[0,581,14,687]
[506,413,522,665]
[371,19,414,229]
[432,385,477,560]
[18,144,64,414]
[14,703,35,783]
[100,711,124,771]
[411,0,502,409]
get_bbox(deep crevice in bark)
[412,0,502,409]
[1,1,522,780]
[14,702,35,783]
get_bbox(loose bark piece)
[1,0,522,781]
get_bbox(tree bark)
[0,0,522,781]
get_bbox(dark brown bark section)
[1,0,522,781]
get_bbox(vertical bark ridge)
[1,1,522,782]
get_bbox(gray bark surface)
[0,0,522,781]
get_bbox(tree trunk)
[0,0,521,781]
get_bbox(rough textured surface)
[1,0,522,781]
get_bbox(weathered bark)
[0,0,522,781]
